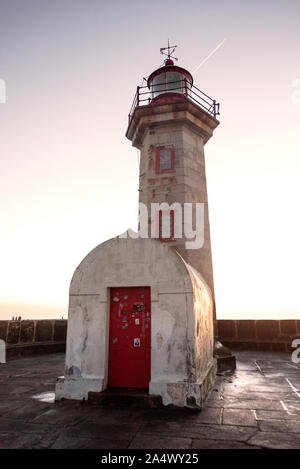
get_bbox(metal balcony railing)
[128,78,220,124]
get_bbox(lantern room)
[127,43,219,126]
[147,58,193,103]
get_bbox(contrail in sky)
[192,38,227,74]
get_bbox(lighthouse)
[55,46,220,408]
[127,44,219,334]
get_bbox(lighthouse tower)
[126,45,219,333]
[55,45,220,409]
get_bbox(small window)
[159,210,175,241]
[156,146,175,173]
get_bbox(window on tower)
[156,146,175,173]
[158,210,175,241]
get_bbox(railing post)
[213,100,216,118]
[184,78,187,97]
[137,86,140,106]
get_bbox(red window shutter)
[155,146,175,174]
[158,210,175,241]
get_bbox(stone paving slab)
[0,351,299,449]
[65,419,142,440]
[190,439,261,449]
[255,409,299,420]
[222,408,257,426]
[258,419,300,433]
[139,420,257,441]
[129,435,192,449]
[51,435,130,449]
[207,397,284,411]
[248,431,300,450]
[0,431,58,449]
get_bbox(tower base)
[56,359,217,410]
[149,358,217,409]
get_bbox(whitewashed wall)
[55,235,216,408]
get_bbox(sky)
[0,0,299,320]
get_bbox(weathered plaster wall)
[56,236,216,407]
[187,265,214,383]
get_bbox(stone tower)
[126,52,219,334]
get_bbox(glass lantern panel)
[150,73,166,99]
[165,72,184,93]
[150,71,191,99]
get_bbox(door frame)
[105,286,152,390]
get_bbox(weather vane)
[160,39,178,62]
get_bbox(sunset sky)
[0,0,299,320]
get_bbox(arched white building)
[55,235,216,408]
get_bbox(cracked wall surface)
[56,236,215,406]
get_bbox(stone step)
[88,388,163,409]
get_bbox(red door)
[108,287,151,389]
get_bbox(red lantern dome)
[147,58,193,104]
